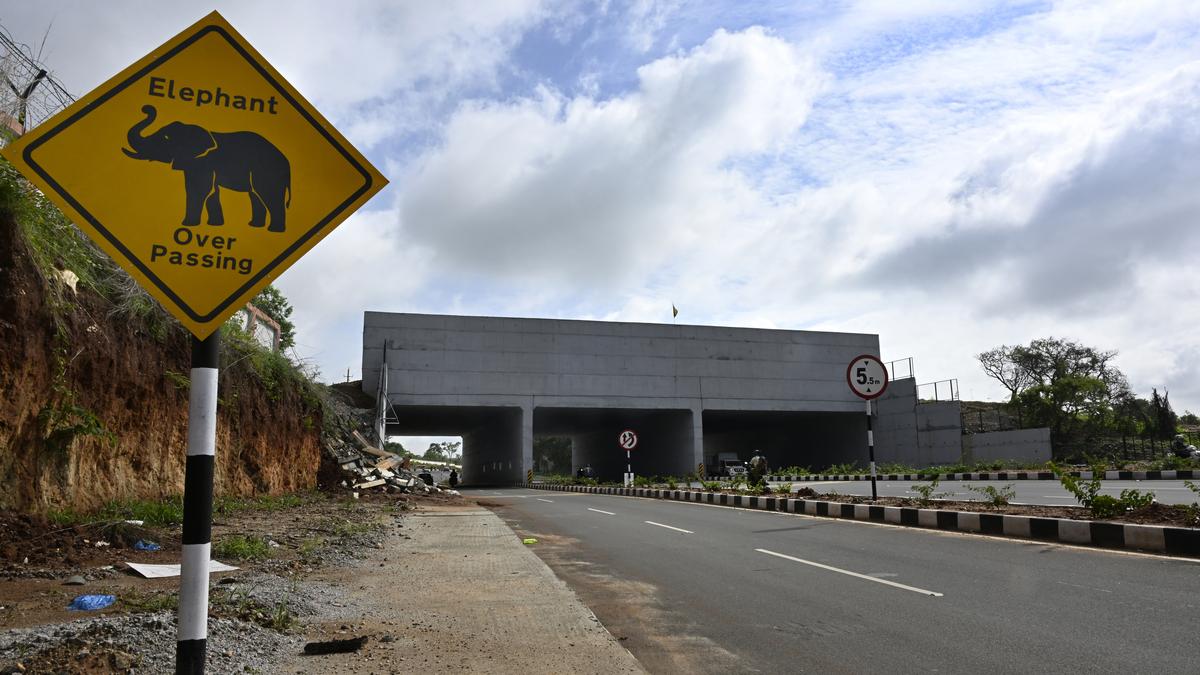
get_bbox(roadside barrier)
[765,470,1198,482]
[527,483,1200,559]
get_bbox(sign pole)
[176,333,219,674]
[627,449,631,476]
[866,398,877,501]
[846,354,887,503]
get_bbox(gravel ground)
[0,611,301,673]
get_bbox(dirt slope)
[0,186,323,513]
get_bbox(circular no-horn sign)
[618,429,638,450]
[846,354,889,400]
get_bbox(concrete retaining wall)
[962,428,1051,464]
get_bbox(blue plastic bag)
[134,540,161,551]
[68,594,116,611]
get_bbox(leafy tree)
[1149,389,1178,440]
[383,440,410,457]
[251,284,296,350]
[979,337,1128,457]
[423,441,462,462]
[1181,411,1199,426]
[978,345,1036,403]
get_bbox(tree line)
[978,337,1192,459]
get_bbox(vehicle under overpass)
[362,312,878,485]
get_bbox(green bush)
[1050,461,1155,518]
[633,475,654,487]
[700,480,722,492]
[775,483,792,495]
[877,462,918,474]
[824,462,860,475]
[665,476,678,490]
[745,482,768,495]
[777,466,810,476]
[967,483,1016,508]
[912,476,951,506]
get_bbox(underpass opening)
[384,405,524,486]
[534,407,695,482]
[702,410,865,475]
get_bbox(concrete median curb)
[528,483,1200,560]
[766,470,1198,482]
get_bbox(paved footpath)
[280,505,644,674]
[473,488,1200,675]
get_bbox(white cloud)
[398,27,823,287]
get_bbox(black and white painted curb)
[529,484,1200,559]
[766,470,1199,482]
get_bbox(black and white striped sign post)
[847,355,888,501]
[177,334,219,673]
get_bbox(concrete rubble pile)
[338,431,447,496]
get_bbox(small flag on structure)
[672,304,679,318]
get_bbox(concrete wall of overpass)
[363,312,879,484]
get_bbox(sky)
[6,1,1200,449]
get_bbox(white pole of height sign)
[846,355,889,501]
[619,429,638,487]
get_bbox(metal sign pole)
[866,398,877,501]
[176,333,219,674]
[627,449,631,475]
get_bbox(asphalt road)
[749,479,1200,506]
[469,487,1200,674]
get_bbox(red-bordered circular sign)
[846,354,889,400]
[618,429,638,450]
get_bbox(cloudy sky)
[7,1,1200,431]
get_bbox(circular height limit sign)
[618,430,638,450]
[847,354,889,399]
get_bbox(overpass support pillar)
[521,403,533,483]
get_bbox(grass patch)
[298,537,325,558]
[121,589,179,613]
[48,496,186,527]
[212,535,273,561]
[213,491,313,517]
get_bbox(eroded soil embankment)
[0,199,322,513]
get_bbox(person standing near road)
[748,451,768,487]
[449,468,459,487]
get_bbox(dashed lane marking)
[645,520,693,534]
[537,498,554,503]
[756,548,944,597]
[588,508,616,515]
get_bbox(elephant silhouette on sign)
[122,105,291,232]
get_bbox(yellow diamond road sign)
[1,11,387,339]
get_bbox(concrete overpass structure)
[362,312,882,485]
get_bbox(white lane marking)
[1056,580,1112,593]
[756,548,944,597]
[645,520,693,534]
[588,508,615,515]
[537,498,554,503]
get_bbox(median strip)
[529,483,1200,559]
[645,520,693,534]
[588,508,615,515]
[757,548,944,597]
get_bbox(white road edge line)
[536,498,554,503]
[588,508,616,515]
[756,548,944,597]
[645,520,693,534]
